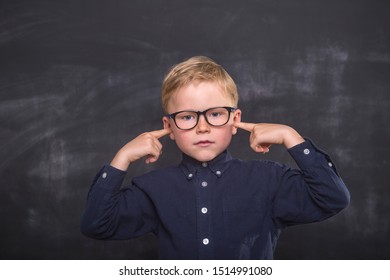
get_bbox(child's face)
[163,81,241,162]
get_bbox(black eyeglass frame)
[166,106,237,130]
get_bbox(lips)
[194,140,214,147]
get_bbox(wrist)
[110,151,132,171]
[282,126,305,149]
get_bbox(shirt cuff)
[287,138,339,175]
[92,164,127,191]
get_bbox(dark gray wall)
[1,0,389,259]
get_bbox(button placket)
[196,166,213,256]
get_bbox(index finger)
[234,121,256,132]
[150,128,172,139]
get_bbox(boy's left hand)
[234,122,305,153]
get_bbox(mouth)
[194,140,214,147]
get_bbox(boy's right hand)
[110,128,171,171]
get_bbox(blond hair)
[161,56,238,113]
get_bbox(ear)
[162,116,175,140]
[231,109,241,135]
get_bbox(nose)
[196,114,211,133]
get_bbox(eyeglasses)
[166,106,236,130]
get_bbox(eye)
[207,108,227,119]
[182,115,195,121]
[177,112,197,121]
[209,112,222,118]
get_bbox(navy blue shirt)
[81,139,350,259]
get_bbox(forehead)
[168,81,234,112]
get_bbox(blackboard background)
[1,0,389,259]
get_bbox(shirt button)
[102,172,107,179]
[328,162,333,167]
[201,181,208,187]
[202,238,209,245]
[188,173,193,179]
[201,207,208,214]
[216,170,222,176]
[202,162,208,167]
[303,148,310,155]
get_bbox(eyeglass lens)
[174,107,232,130]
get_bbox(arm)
[80,128,171,239]
[80,165,157,239]
[273,139,350,226]
[235,122,350,226]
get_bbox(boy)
[81,56,350,259]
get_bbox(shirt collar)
[179,150,233,180]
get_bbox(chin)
[191,151,220,162]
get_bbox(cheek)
[172,130,191,146]
[218,127,234,144]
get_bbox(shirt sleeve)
[272,138,350,228]
[80,164,157,240]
